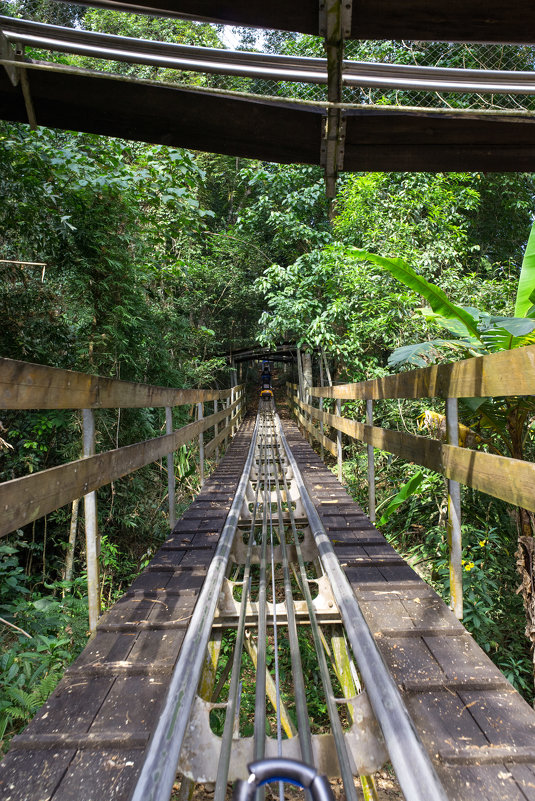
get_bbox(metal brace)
[178,691,387,782]
[0,32,37,129]
[318,0,352,198]
[319,0,353,39]
[0,29,19,86]
[320,111,346,199]
[215,573,339,622]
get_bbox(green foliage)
[377,471,424,526]
[256,245,425,377]
[407,522,532,698]
[0,541,90,751]
[515,222,535,317]
[351,249,481,339]
[342,449,533,700]
[349,241,535,369]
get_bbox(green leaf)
[351,249,480,338]
[515,220,535,317]
[388,340,446,367]
[479,318,535,351]
[378,471,424,526]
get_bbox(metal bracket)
[318,1,352,198]
[178,691,387,782]
[320,111,346,198]
[215,574,340,624]
[319,0,353,39]
[0,29,19,86]
[2,37,38,129]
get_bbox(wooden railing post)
[214,398,219,464]
[197,401,204,487]
[366,399,376,524]
[165,406,176,531]
[82,408,100,634]
[446,397,463,619]
[336,398,343,482]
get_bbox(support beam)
[446,397,463,620]
[166,406,176,531]
[197,402,204,487]
[366,399,375,524]
[82,409,100,634]
[319,0,351,198]
[0,28,18,86]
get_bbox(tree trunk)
[64,498,79,584]
[302,350,313,404]
[507,403,535,690]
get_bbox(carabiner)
[232,757,334,801]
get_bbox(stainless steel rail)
[276,415,449,801]
[130,406,447,801]
[129,417,259,801]
[3,15,535,94]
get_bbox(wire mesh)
[23,36,535,112]
[343,39,535,111]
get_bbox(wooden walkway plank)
[3,414,535,801]
[0,418,256,801]
[282,418,535,800]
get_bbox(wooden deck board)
[283,417,535,799]
[0,418,256,801]
[3,415,535,800]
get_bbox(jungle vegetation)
[1,0,535,749]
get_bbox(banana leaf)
[515,221,535,317]
[351,249,480,338]
[388,338,478,367]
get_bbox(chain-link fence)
[342,40,535,111]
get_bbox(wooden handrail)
[0,398,241,538]
[308,346,535,400]
[293,406,337,456]
[0,357,233,409]
[290,392,535,513]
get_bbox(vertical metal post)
[197,402,204,487]
[336,398,343,482]
[224,395,230,449]
[296,346,304,403]
[319,355,325,461]
[82,409,100,634]
[366,399,376,524]
[446,397,463,619]
[166,407,176,531]
[214,398,219,464]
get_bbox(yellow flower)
[464,561,475,571]
[479,540,487,547]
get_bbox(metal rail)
[4,15,535,94]
[277,415,449,801]
[130,405,447,801]
[129,417,259,801]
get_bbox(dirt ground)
[173,769,403,800]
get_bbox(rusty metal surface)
[49,0,535,43]
[3,67,535,172]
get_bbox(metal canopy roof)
[52,0,535,43]
[2,1,535,187]
[1,63,535,172]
